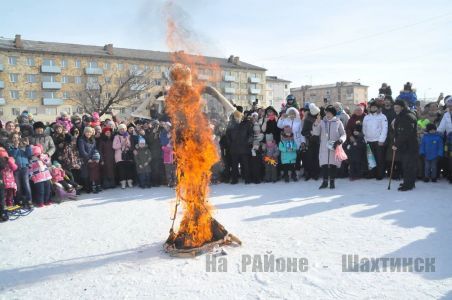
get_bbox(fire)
[163,1,239,252]
[165,63,219,248]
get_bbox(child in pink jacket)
[161,142,175,188]
[0,148,18,207]
[29,144,52,207]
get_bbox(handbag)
[366,144,377,170]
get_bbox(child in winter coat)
[29,144,52,207]
[88,151,101,193]
[279,126,298,182]
[0,158,9,221]
[346,122,367,180]
[0,148,18,207]
[50,161,77,201]
[263,133,279,183]
[162,142,176,187]
[8,133,33,207]
[420,123,444,182]
[134,137,152,188]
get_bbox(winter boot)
[120,180,127,189]
[92,182,98,194]
[329,165,337,189]
[291,171,298,182]
[127,179,133,188]
[319,165,329,189]
[283,173,289,183]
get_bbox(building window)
[62,92,71,99]
[12,108,21,116]
[8,56,17,65]
[104,62,110,70]
[27,91,38,99]
[43,91,57,98]
[27,74,38,83]
[118,63,124,71]
[43,59,56,66]
[105,92,111,99]
[28,107,38,115]
[62,76,69,84]
[27,57,35,66]
[0,108,3,116]
[9,73,19,83]
[45,108,57,116]
[75,59,81,68]
[42,75,57,83]
[88,61,98,68]
[75,76,82,84]
[10,90,19,99]
[61,59,68,68]
[119,108,126,114]
[104,77,111,84]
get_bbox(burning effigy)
[163,63,241,257]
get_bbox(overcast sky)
[1,0,451,100]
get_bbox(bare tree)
[74,69,160,117]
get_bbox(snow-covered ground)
[1,179,451,299]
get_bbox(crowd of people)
[0,82,451,222]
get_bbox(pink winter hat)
[32,144,43,156]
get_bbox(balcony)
[130,83,146,91]
[249,88,261,95]
[86,83,100,90]
[224,87,235,94]
[129,69,145,76]
[0,63,3,71]
[43,98,63,106]
[224,75,236,82]
[249,77,261,84]
[84,67,103,75]
[197,74,210,81]
[0,80,4,89]
[41,65,61,73]
[0,98,5,105]
[42,82,62,89]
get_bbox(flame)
[164,2,220,248]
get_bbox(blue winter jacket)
[8,145,32,169]
[279,140,297,164]
[420,133,443,160]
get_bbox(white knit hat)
[309,103,320,115]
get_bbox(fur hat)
[83,126,95,134]
[394,99,407,109]
[426,123,437,132]
[33,121,45,130]
[308,103,320,115]
[117,123,127,131]
[324,105,337,116]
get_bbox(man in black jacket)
[226,111,253,184]
[392,99,418,191]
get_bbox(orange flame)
[164,2,220,248]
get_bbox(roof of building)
[291,82,368,91]
[0,37,267,71]
[266,76,291,83]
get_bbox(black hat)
[369,101,380,108]
[426,123,437,132]
[394,99,407,109]
[235,105,244,113]
[127,123,136,129]
[324,105,337,116]
[33,121,45,130]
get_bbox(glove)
[333,140,343,149]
